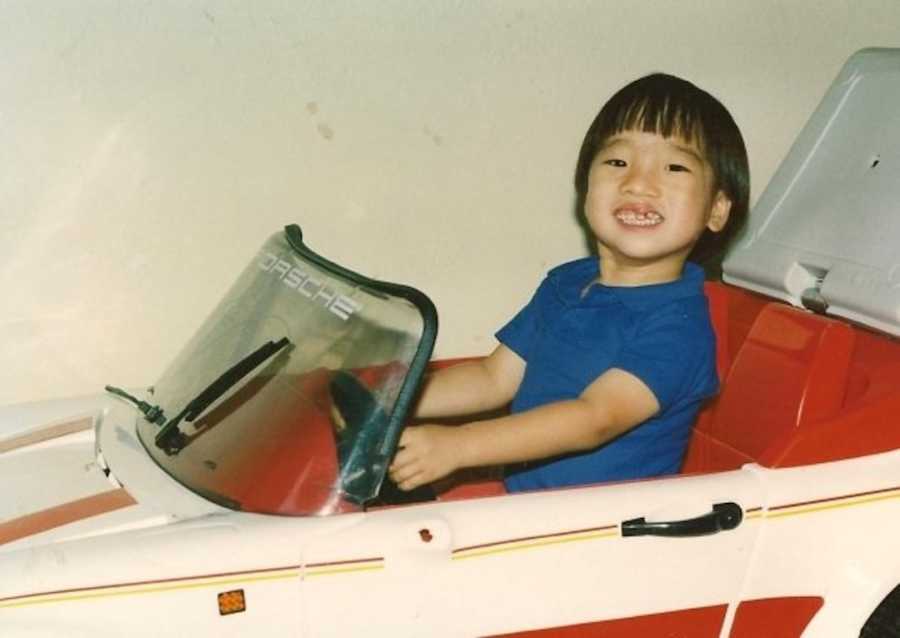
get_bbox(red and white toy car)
[3,48,900,637]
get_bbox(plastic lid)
[723,48,900,336]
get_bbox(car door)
[297,467,764,637]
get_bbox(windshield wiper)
[105,386,166,425]
[155,336,292,455]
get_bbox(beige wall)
[2,1,899,404]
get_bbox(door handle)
[621,502,742,538]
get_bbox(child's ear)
[706,191,732,232]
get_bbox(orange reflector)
[218,589,246,615]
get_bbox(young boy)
[389,73,749,493]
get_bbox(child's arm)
[389,368,659,491]
[412,345,525,419]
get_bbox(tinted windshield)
[135,226,436,516]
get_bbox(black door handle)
[621,502,743,538]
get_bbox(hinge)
[801,278,829,314]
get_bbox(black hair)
[574,73,750,271]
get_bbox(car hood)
[0,395,224,554]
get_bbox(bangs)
[575,73,745,197]
[606,96,708,152]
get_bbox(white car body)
[3,396,900,637]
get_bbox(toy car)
[4,48,900,637]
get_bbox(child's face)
[584,129,731,282]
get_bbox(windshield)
[134,225,436,516]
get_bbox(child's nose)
[621,165,659,196]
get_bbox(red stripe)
[482,597,823,637]
[0,417,93,454]
[0,562,301,606]
[454,524,619,555]
[306,557,383,568]
[768,484,900,512]
[730,597,823,637]
[485,604,727,637]
[0,488,136,547]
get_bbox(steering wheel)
[329,370,389,501]
[329,369,436,505]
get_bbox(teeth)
[615,210,663,227]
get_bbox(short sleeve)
[611,306,718,411]
[495,286,543,362]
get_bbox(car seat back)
[683,286,856,473]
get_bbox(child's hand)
[389,425,464,491]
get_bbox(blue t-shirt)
[497,258,718,492]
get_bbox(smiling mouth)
[614,209,664,227]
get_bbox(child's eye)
[603,159,627,167]
[667,163,691,173]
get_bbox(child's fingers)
[389,445,425,484]
[390,463,425,490]
[390,429,426,468]
[397,473,425,491]
[390,438,420,472]
[388,425,448,490]
[389,459,418,483]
